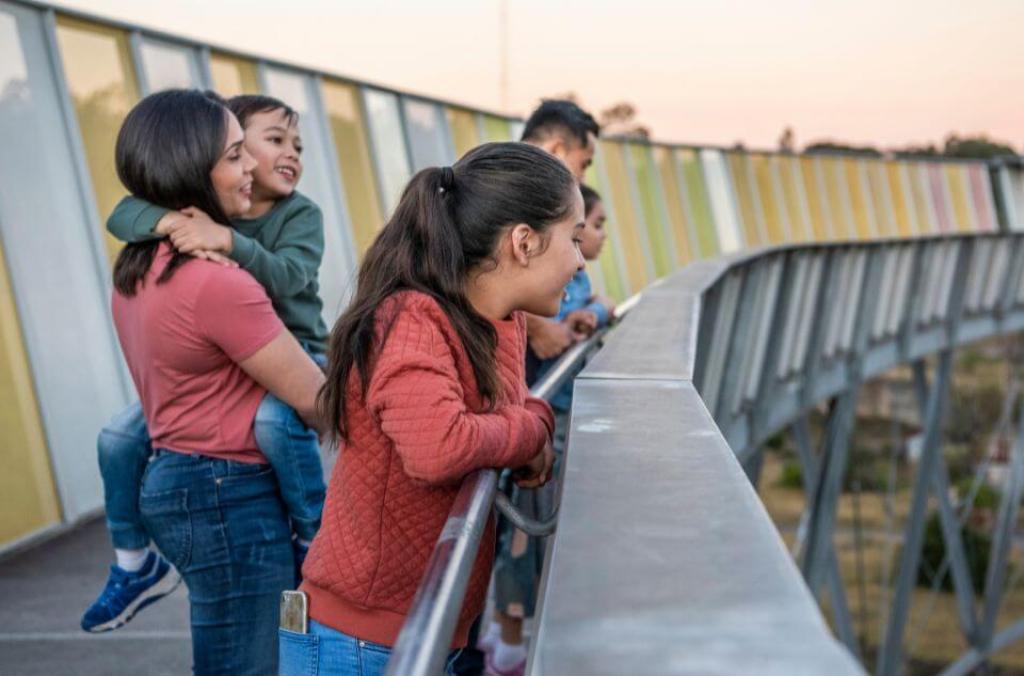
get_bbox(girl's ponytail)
[319,142,577,442]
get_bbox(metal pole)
[876,351,955,676]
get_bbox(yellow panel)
[480,114,512,142]
[600,141,649,291]
[446,107,480,158]
[209,52,260,97]
[865,161,895,237]
[751,154,785,244]
[320,79,384,256]
[885,162,914,236]
[778,157,809,242]
[0,240,60,546]
[652,146,693,265]
[821,158,853,240]
[907,164,937,234]
[726,152,764,246]
[945,165,973,232]
[842,158,872,239]
[799,157,831,241]
[55,17,140,264]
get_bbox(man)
[520,100,600,362]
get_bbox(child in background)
[82,94,328,633]
[484,184,614,676]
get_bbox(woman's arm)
[238,331,325,429]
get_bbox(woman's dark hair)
[319,142,577,441]
[112,89,234,296]
[580,183,602,217]
[227,94,298,129]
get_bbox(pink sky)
[53,0,1024,152]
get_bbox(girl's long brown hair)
[318,142,576,442]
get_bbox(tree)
[804,141,883,157]
[598,101,650,140]
[778,126,795,153]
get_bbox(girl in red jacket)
[280,141,585,675]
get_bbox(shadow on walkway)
[0,519,190,675]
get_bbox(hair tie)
[439,166,455,194]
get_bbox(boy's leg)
[253,392,326,544]
[97,402,152,552]
[83,403,179,633]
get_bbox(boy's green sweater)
[107,191,328,353]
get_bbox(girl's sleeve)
[366,309,547,485]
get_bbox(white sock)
[478,621,501,649]
[115,548,149,573]
[493,639,527,670]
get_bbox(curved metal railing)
[531,232,1024,676]
[385,295,640,676]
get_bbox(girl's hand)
[189,249,238,268]
[595,295,617,321]
[564,309,598,341]
[165,206,233,254]
[514,440,555,489]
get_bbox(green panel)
[479,114,512,142]
[584,163,627,301]
[677,149,719,258]
[653,146,694,265]
[628,144,673,277]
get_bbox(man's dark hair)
[520,99,599,148]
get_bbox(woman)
[109,89,324,675]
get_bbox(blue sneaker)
[80,551,181,633]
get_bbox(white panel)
[401,97,454,171]
[139,38,201,92]
[362,87,412,217]
[699,149,742,253]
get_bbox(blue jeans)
[279,621,460,676]
[97,352,327,548]
[141,450,294,675]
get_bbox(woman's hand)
[164,206,234,255]
[189,249,238,267]
[514,439,555,489]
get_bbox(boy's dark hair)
[520,99,600,148]
[319,142,577,442]
[580,184,602,217]
[227,94,298,129]
[112,89,232,296]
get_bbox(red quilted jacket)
[301,290,554,648]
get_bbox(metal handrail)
[384,295,639,676]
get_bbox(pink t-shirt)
[111,242,284,463]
